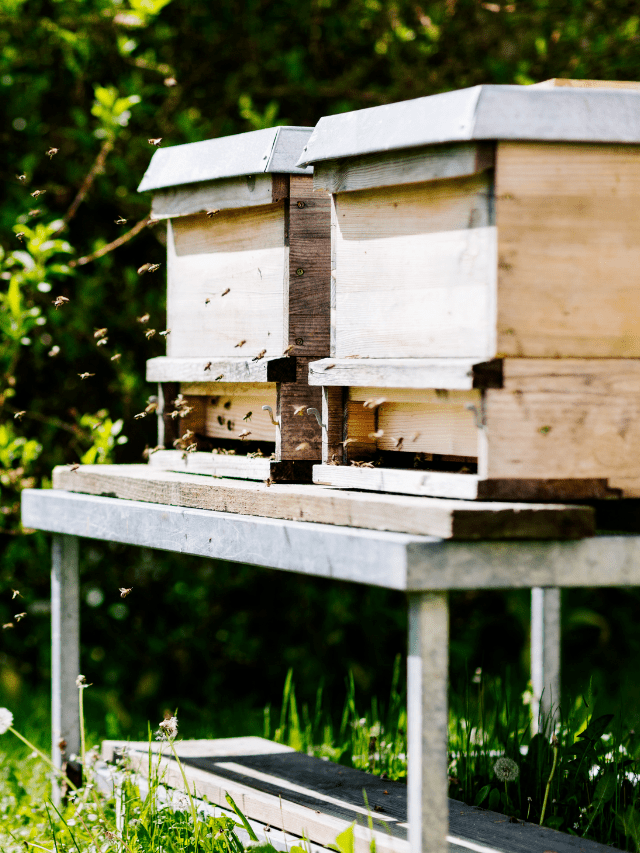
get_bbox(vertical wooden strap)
[158,382,180,448]
[51,535,80,795]
[531,587,561,734]
[408,591,449,853]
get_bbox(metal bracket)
[306,408,323,428]
[465,402,486,429]
[262,405,280,427]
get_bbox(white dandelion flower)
[157,715,178,740]
[0,708,14,734]
[493,756,519,782]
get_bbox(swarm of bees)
[53,295,69,309]
[78,372,95,380]
[119,587,133,598]
[30,189,46,199]
[144,328,156,339]
[46,147,59,159]
[252,349,267,362]
[234,340,246,348]
[148,138,163,147]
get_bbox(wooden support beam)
[408,592,449,853]
[531,587,561,735]
[51,534,80,802]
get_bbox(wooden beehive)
[138,126,331,482]
[299,81,640,499]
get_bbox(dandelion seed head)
[0,708,13,734]
[493,756,519,782]
[157,715,178,740]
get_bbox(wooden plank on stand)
[100,736,618,853]
[50,464,594,540]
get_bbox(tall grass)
[267,661,640,851]
[4,667,640,851]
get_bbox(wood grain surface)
[333,174,497,358]
[51,464,594,540]
[496,142,640,357]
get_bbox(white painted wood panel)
[333,176,497,358]
[167,206,287,359]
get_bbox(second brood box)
[299,83,640,499]
[138,126,330,481]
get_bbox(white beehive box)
[299,82,640,499]
[138,126,331,481]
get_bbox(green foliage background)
[2,0,640,736]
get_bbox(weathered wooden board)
[333,175,497,359]
[484,359,640,495]
[101,737,618,853]
[309,358,503,390]
[201,389,277,443]
[495,142,640,357]
[149,450,272,480]
[348,388,480,458]
[147,356,296,384]
[50,465,594,540]
[313,142,494,193]
[277,356,322,461]
[312,465,615,502]
[322,386,345,464]
[534,79,640,90]
[150,174,277,219]
[287,176,331,356]
[167,206,287,359]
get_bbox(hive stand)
[139,126,331,482]
[299,82,640,501]
[22,486,634,853]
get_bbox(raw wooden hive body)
[300,80,640,499]
[139,126,331,481]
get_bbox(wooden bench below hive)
[101,736,618,853]
[310,357,640,500]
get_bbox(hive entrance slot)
[343,387,481,474]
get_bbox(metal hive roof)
[297,85,640,166]
[138,126,313,192]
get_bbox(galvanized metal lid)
[139,126,313,192]
[298,85,640,166]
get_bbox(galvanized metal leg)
[531,587,561,735]
[51,534,80,791]
[408,591,449,853]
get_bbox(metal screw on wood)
[296,201,306,208]
[262,405,280,427]
[296,268,304,276]
[295,337,304,346]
